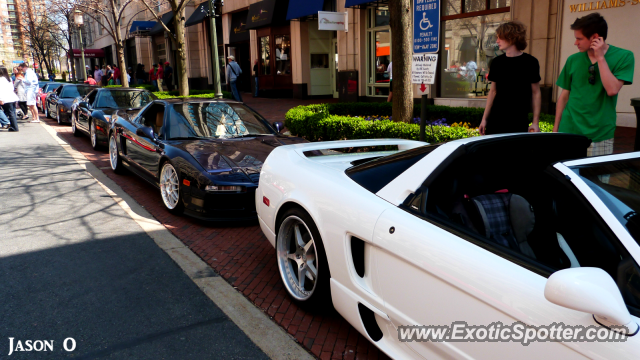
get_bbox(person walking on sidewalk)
[149,64,158,91]
[13,70,28,120]
[226,55,242,102]
[156,63,164,91]
[94,65,103,85]
[479,21,541,135]
[0,66,20,131]
[163,62,173,91]
[113,65,121,85]
[387,61,393,102]
[554,13,635,156]
[253,59,259,97]
[19,63,39,124]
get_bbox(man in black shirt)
[479,21,541,135]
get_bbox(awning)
[186,2,209,27]
[68,49,106,58]
[229,10,249,43]
[129,20,156,33]
[245,0,290,30]
[286,0,324,20]
[149,12,174,35]
[345,0,378,7]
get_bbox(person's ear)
[590,33,600,41]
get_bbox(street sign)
[12,60,24,64]
[413,0,440,53]
[318,11,348,31]
[34,63,39,69]
[411,53,438,85]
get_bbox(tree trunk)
[389,0,413,123]
[70,52,77,83]
[114,37,129,87]
[173,6,189,96]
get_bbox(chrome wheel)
[44,105,48,118]
[57,109,61,124]
[277,216,319,301]
[90,121,97,148]
[160,163,180,210]
[109,136,118,170]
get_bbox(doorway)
[225,42,251,93]
[331,38,338,98]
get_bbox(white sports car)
[256,134,640,359]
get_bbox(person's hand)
[590,37,606,60]
[479,120,487,135]
[528,123,540,133]
[552,124,559,133]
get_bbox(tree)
[138,0,189,96]
[389,0,413,123]
[19,8,59,78]
[77,0,136,86]
[49,0,81,82]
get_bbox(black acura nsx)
[108,98,306,221]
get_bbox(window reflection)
[260,36,270,75]
[443,0,461,15]
[375,30,390,84]
[275,35,291,75]
[465,0,487,13]
[375,7,389,27]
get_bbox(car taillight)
[263,196,270,206]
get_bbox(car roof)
[155,98,242,105]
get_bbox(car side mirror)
[78,101,89,109]
[272,121,284,133]
[136,126,156,140]
[544,267,639,335]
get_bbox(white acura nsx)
[255,134,640,359]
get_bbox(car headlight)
[205,185,246,192]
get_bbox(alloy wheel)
[160,163,180,210]
[90,121,97,148]
[57,109,61,124]
[276,216,319,301]
[109,136,118,170]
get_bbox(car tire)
[57,109,62,125]
[44,104,51,119]
[276,207,331,310]
[90,120,101,150]
[159,161,184,215]
[71,113,81,137]
[109,132,125,174]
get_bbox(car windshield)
[38,82,47,89]
[97,90,154,108]
[571,158,640,247]
[60,86,94,98]
[165,102,275,140]
[46,84,61,92]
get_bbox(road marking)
[39,121,314,360]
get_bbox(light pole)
[74,10,87,82]
[208,0,223,98]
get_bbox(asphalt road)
[0,121,268,359]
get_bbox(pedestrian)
[226,55,242,102]
[106,65,114,85]
[252,59,259,97]
[13,70,28,120]
[48,72,55,82]
[11,67,17,82]
[466,59,477,85]
[94,65,103,85]
[136,63,146,85]
[85,65,91,80]
[479,21,541,135]
[386,61,393,102]
[113,64,121,85]
[156,62,164,91]
[149,63,158,91]
[163,61,173,91]
[127,67,132,85]
[19,63,39,124]
[554,13,635,156]
[0,66,20,131]
[84,75,97,85]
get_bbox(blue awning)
[286,0,324,20]
[345,0,375,7]
[129,21,156,33]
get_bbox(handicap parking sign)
[413,0,440,53]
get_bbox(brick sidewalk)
[40,111,387,360]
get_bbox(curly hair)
[496,21,528,51]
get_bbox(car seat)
[155,111,164,137]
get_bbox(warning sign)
[411,53,438,85]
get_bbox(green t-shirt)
[556,45,634,142]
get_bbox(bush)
[285,103,555,143]
[153,90,233,100]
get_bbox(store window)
[367,6,391,97]
[259,36,270,75]
[439,0,510,98]
[275,35,291,75]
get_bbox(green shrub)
[153,90,233,100]
[104,84,156,91]
[285,103,555,143]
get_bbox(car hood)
[171,135,307,180]
[98,107,141,116]
[58,99,76,107]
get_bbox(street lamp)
[74,10,87,82]
[208,0,223,98]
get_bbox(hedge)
[104,84,157,91]
[285,103,555,143]
[101,85,233,99]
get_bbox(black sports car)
[71,88,157,150]
[37,82,62,111]
[108,98,307,221]
[45,84,98,124]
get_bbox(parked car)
[37,82,62,112]
[70,87,157,150]
[255,134,640,359]
[108,98,307,220]
[44,84,98,124]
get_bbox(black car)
[45,84,98,124]
[108,98,306,221]
[71,88,157,150]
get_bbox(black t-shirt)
[253,64,258,77]
[486,53,541,134]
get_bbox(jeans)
[137,79,145,85]
[0,107,9,126]
[229,81,242,102]
[116,78,121,85]
[254,76,259,97]
[151,80,158,92]
[18,101,28,116]
[165,78,173,91]
[2,102,18,131]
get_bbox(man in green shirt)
[554,12,634,156]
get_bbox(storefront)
[185,1,226,89]
[227,10,251,93]
[68,49,106,81]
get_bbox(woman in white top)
[0,66,20,131]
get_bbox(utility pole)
[208,0,223,98]
[75,11,87,82]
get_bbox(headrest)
[156,111,164,128]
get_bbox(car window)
[165,102,275,140]
[55,86,63,96]
[60,86,94,98]
[137,104,166,139]
[96,90,154,108]
[86,91,97,105]
[46,83,61,93]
